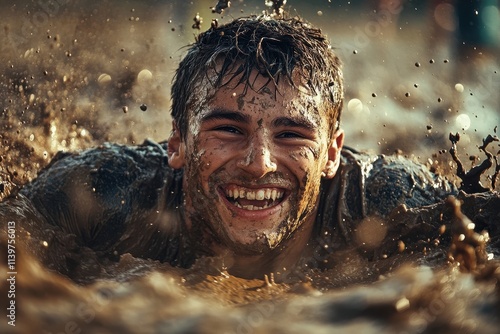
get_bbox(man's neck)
[215,219,316,280]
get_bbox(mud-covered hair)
[170,15,343,139]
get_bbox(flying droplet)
[347,98,363,114]
[456,114,471,130]
[137,69,153,83]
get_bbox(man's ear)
[167,121,186,169]
[323,129,344,179]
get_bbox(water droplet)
[137,69,153,82]
[347,98,363,113]
[456,114,471,130]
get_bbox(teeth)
[234,202,271,210]
[226,187,284,202]
[256,190,265,200]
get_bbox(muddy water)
[1,190,499,333]
[1,1,500,333]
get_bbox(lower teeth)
[234,202,270,210]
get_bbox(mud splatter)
[449,132,499,193]
[211,0,231,14]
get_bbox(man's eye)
[214,126,242,134]
[277,131,304,139]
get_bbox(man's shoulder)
[23,139,182,208]
[20,139,183,248]
[340,147,457,216]
[24,139,175,193]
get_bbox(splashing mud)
[1,1,499,333]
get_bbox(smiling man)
[2,16,457,279]
[166,17,345,275]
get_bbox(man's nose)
[236,137,277,177]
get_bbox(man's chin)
[222,231,282,256]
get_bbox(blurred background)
[1,0,499,187]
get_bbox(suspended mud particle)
[266,0,287,17]
[398,240,405,252]
[372,93,377,97]
[140,104,147,111]
[137,69,153,82]
[42,241,48,247]
[439,224,446,235]
[429,59,435,64]
[405,92,410,97]
[427,125,432,130]
[211,0,231,14]
[414,83,418,88]
[122,106,128,113]
[347,98,363,114]
[455,114,470,130]
[438,97,442,102]
[353,50,358,54]
[317,11,323,16]
[395,297,410,312]
[355,216,387,249]
[192,13,203,30]
[211,19,218,29]
[454,83,464,92]
[98,73,112,84]
[444,59,449,63]
[414,62,420,67]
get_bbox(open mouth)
[221,185,286,211]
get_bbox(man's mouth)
[221,185,285,211]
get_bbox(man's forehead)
[191,70,323,112]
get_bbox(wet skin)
[168,71,344,277]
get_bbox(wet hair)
[171,15,343,139]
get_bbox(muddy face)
[174,71,343,257]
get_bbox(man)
[2,16,456,279]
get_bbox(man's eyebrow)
[200,108,251,124]
[272,116,317,131]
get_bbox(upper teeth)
[226,188,284,201]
